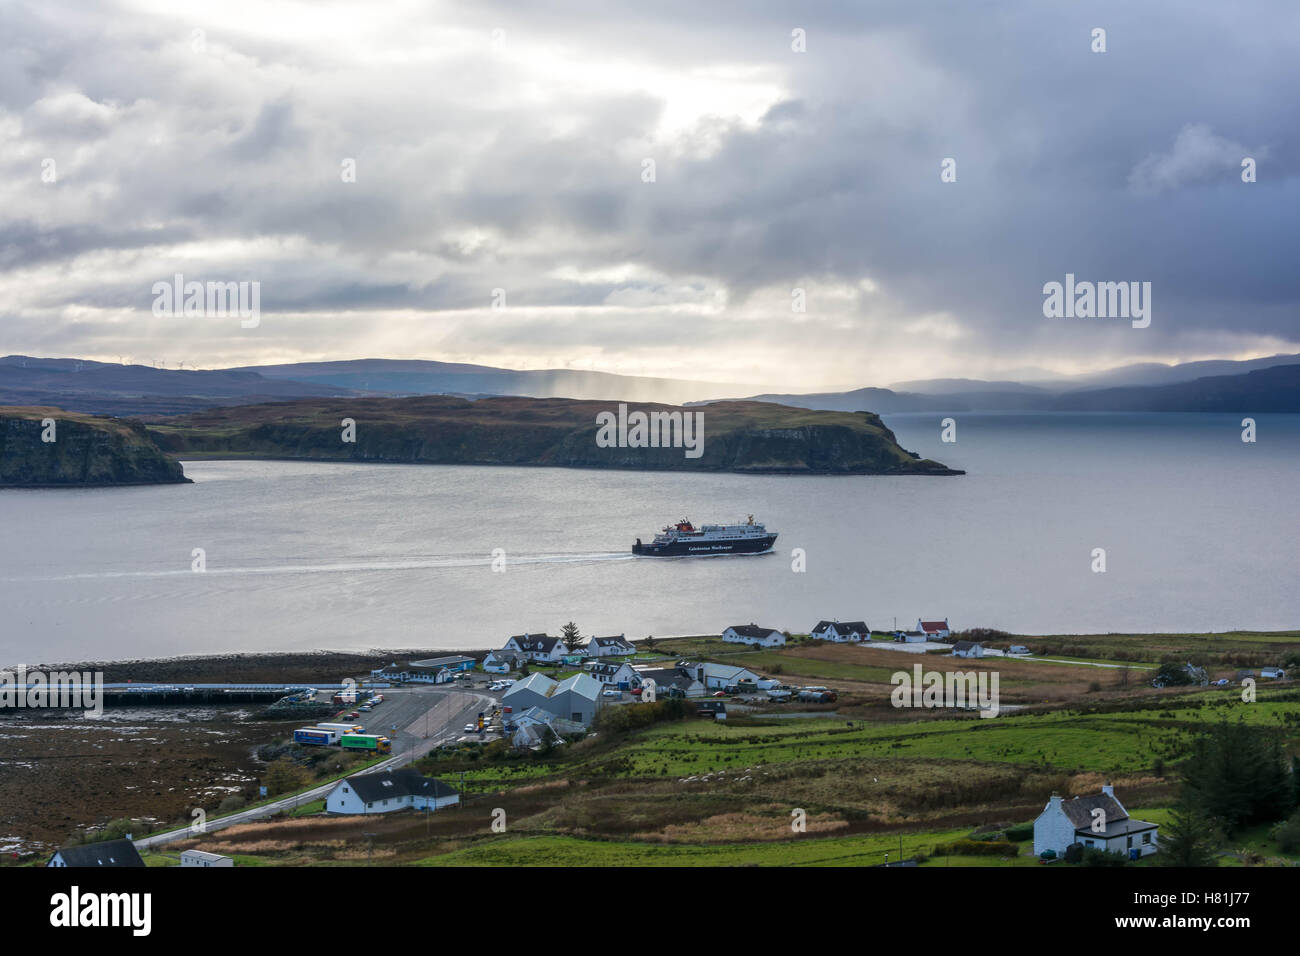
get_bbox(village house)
[326,768,460,815]
[482,649,524,674]
[180,849,233,867]
[894,630,929,643]
[503,633,569,663]
[1261,667,1287,680]
[1033,785,1159,859]
[721,624,787,647]
[634,667,706,698]
[372,655,475,683]
[501,671,602,726]
[585,635,636,658]
[507,706,586,748]
[585,660,642,687]
[951,641,984,659]
[918,619,952,639]
[47,839,144,868]
[683,661,765,690]
[810,620,871,643]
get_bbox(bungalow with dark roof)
[585,635,636,658]
[722,624,786,647]
[811,620,870,643]
[951,641,983,659]
[326,768,460,815]
[48,839,145,868]
[1033,785,1159,858]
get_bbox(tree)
[1155,794,1219,867]
[561,621,586,653]
[1181,722,1292,833]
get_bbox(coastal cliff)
[146,396,962,475]
[0,407,189,486]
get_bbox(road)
[134,683,496,851]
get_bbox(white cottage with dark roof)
[327,768,460,815]
[1033,785,1159,858]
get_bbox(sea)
[1,412,1296,664]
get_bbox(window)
[1142,832,1151,844]
[1126,836,1133,848]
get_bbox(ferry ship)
[632,516,777,557]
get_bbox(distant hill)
[690,387,961,413]
[146,396,962,475]
[232,358,745,405]
[0,407,188,486]
[0,356,355,416]
[1052,364,1300,412]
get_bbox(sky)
[2,0,1298,389]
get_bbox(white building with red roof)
[917,618,951,640]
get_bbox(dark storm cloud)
[0,0,1296,381]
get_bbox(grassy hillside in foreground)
[144,396,962,475]
[0,406,188,486]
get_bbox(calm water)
[1,413,1296,664]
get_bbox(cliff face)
[0,408,189,486]
[147,396,961,475]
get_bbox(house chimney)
[1049,792,1062,810]
[1101,782,1114,798]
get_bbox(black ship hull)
[632,535,777,557]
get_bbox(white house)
[1033,786,1159,859]
[503,633,568,663]
[1261,667,1287,680]
[951,641,983,659]
[918,619,952,640]
[482,650,524,674]
[686,661,763,690]
[327,768,460,815]
[894,630,929,644]
[585,660,642,687]
[585,635,636,658]
[47,839,144,868]
[180,849,233,867]
[810,620,870,643]
[722,624,786,647]
[634,667,706,698]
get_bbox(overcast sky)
[2,0,1297,388]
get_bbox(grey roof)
[726,624,780,638]
[555,672,602,701]
[637,667,697,686]
[50,839,145,868]
[1078,817,1158,838]
[591,635,634,649]
[342,768,458,803]
[952,641,980,652]
[409,656,475,668]
[1060,794,1127,830]
[838,621,869,634]
[811,620,837,634]
[587,661,635,677]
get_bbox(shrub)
[1005,824,1034,842]
[1272,812,1300,853]
[933,839,1017,857]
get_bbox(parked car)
[1213,678,1230,686]
[602,690,621,699]
[463,723,476,733]
[712,690,727,698]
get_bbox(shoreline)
[11,629,1299,679]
